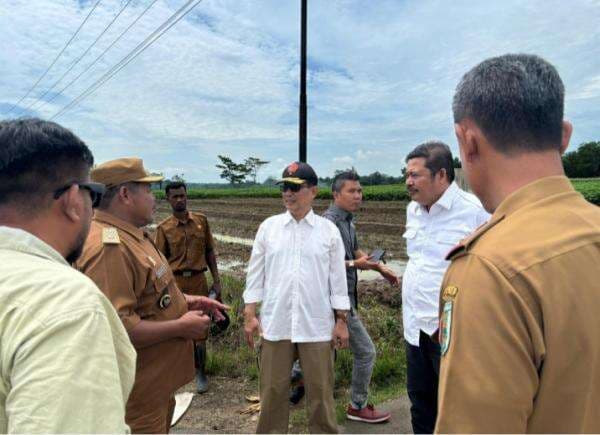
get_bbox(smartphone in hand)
[370,248,386,263]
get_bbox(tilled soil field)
[155,197,409,263]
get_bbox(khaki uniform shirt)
[436,176,600,433]
[76,210,194,414]
[155,212,216,273]
[0,226,135,433]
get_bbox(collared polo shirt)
[0,226,135,433]
[243,210,350,342]
[402,181,489,346]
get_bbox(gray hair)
[406,141,455,182]
[453,53,565,154]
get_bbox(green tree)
[244,157,270,184]
[453,156,462,168]
[563,141,600,178]
[216,155,250,184]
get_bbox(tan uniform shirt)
[76,210,194,418]
[436,176,600,433]
[155,212,216,273]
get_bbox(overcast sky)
[1,0,599,182]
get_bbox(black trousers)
[405,330,441,434]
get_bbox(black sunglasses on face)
[53,182,106,208]
[280,183,307,193]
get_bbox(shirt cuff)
[330,294,351,310]
[243,288,263,304]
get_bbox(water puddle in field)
[213,233,254,247]
[357,259,407,281]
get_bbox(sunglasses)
[53,182,106,208]
[280,183,308,193]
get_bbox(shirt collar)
[284,209,316,226]
[493,175,575,219]
[328,203,353,221]
[175,211,191,226]
[0,226,67,265]
[93,209,145,240]
[416,181,459,214]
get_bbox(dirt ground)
[155,197,408,261]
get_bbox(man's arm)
[353,248,399,284]
[435,254,543,433]
[329,229,350,348]
[7,310,134,433]
[204,218,221,293]
[242,224,267,347]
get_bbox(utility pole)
[299,0,307,162]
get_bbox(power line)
[26,0,134,113]
[38,0,161,112]
[51,0,204,121]
[7,0,103,115]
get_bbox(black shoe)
[289,385,305,405]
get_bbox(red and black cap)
[278,161,318,185]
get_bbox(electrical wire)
[38,0,161,112]
[7,0,103,115]
[26,0,134,113]
[51,0,203,120]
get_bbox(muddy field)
[155,197,409,267]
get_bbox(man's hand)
[332,319,349,349]
[178,310,211,341]
[243,303,262,348]
[185,295,230,321]
[353,255,379,270]
[212,281,222,301]
[378,264,400,285]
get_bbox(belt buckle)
[182,271,192,278]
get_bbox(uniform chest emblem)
[158,291,171,309]
[440,301,453,356]
[440,285,458,356]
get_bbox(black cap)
[278,161,318,185]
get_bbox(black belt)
[174,269,206,277]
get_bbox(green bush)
[572,179,600,205]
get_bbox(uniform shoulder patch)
[102,227,120,244]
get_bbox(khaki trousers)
[127,395,176,433]
[257,340,337,434]
[174,272,208,296]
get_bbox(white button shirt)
[243,209,350,342]
[402,182,490,346]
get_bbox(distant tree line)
[562,141,600,178]
[216,155,270,184]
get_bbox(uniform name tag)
[156,264,168,279]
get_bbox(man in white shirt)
[243,162,351,434]
[0,118,136,433]
[401,141,489,433]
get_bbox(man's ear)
[310,185,318,198]
[60,184,84,223]
[118,185,132,205]
[559,120,573,155]
[455,120,480,164]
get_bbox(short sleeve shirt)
[155,212,216,273]
[75,210,194,411]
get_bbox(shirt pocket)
[402,227,419,256]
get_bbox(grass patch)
[205,274,406,430]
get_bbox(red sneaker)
[346,403,391,423]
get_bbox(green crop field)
[154,179,600,204]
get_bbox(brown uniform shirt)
[155,212,216,273]
[435,176,600,433]
[75,210,194,416]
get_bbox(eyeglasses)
[280,183,307,193]
[53,182,106,208]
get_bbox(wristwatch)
[335,310,349,323]
[348,260,355,269]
